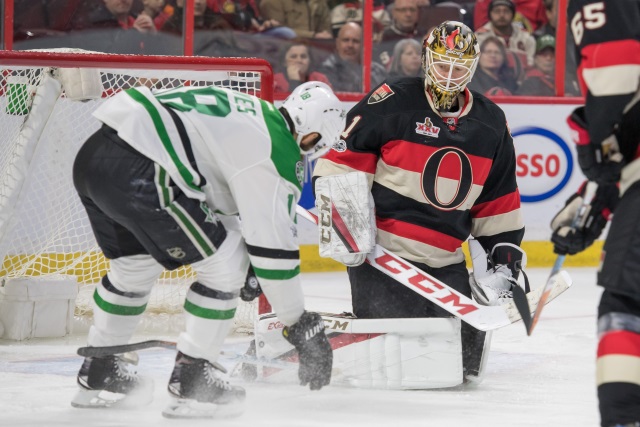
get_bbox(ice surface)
[0,268,602,426]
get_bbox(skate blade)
[71,379,154,409]
[162,397,244,419]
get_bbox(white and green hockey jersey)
[93,85,304,308]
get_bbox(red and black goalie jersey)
[313,77,524,269]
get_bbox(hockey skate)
[162,352,246,419]
[71,354,153,408]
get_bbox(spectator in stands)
[475,0,536,66]
[375,0,421,67]
[260,0,333,39]
[320,22,387,92]
[274,42,332,92]
[161,0,238,56]
[532,0,580,96]
[517,34,555,96]
[73,0,155,33]
[468,36,518,95]
[207,0,296,38]
[387,38,422,78]
[330,0,390,40]
[140,0,173,31]
[474,0,547,32]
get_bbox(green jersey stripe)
[260,100,302,191]
[253,265,300,280]
[126,89,202,194]
[184,300,237,320]
[93,290,147,316]
[166,202,216,257]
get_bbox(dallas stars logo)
[200,202,218,224]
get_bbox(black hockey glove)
[550,182,619,255]
[240,265,262,302]
[568,107,624,185]
[282,311,332,390]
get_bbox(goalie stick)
[528,181,598,335]
[296,205,572,332]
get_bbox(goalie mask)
[422,21,479,110]
[280,82,346,161]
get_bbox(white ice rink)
[0,268,603,427]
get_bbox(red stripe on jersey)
[470,190,521,218]
[377,217,462,252]
[323,149,378,175]
[380,140,493,184]
[597,330,640,358]
[578,39,640,94]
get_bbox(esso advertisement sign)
[512,126,573,203]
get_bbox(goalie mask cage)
[0,49,274,335]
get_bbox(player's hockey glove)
[282,311,333,390]
[568,107,624,185]
[240,265,262,302]
[550,182,618,255]
[469,240,528,306]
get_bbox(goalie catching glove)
[469,240,528,306]
[282,311,333,390]
[550,182,618,255]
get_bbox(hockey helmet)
[280,81,346,161]
[422,21,479,110]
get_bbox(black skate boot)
[162,351,246,419]
[71,354,153,408]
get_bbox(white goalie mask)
[280,82,346,161]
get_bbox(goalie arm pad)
[314,172,376,267]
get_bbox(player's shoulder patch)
[367,83,395,105]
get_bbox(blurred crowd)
[10,0,581,96]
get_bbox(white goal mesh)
[0,49,274,335]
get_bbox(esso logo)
[513,127,573,203]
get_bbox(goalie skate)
[71,354,153,409]
[162,352,245,419]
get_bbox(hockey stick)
[297,205,572,332]
[528,181,598,336]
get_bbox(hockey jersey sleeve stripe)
[469,191,522,218]
[377,229,465,267]
[246,244,300,259]
[471,210,525,237]
[125,88,203,194]
[322,149,379,175]
[380,139,493,182]
[579,40,640,96]
[253,265,300,280]
[377,217,463,253]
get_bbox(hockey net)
[0,49,274,335]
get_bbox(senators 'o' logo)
[421,147,473,211]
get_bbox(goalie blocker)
[249,312,490,389]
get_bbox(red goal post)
[0,49,274,335]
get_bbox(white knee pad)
[191,228,249,293]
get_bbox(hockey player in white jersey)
[70,81,345,417]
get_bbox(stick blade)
[528,270,573,335]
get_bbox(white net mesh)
[0,50,269,335]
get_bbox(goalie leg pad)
[253,313,463,389]
[315,172,375,266]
